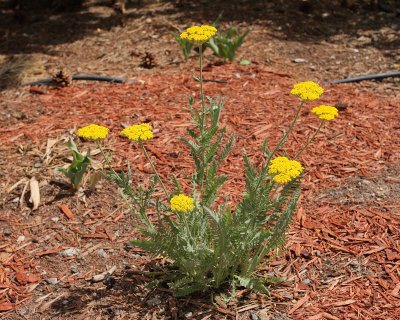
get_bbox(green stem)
[267,101,304,163]
[255,101,304,192]
[199,43,208,200]
[199,43,206,113]
[140,142,169,199]
[97,142,121,182]
[295,120,324,158]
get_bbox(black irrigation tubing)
[22,74,126,86]
[23,71,399,87]
[331,71,400,84]
[22,74,228,86]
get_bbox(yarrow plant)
[268,157,303,184]
[170,194,195,213]
[77,124,109,140]
[311,105,339,121]
[75,25,339,297]
[290,81,324,101]
[121,123,154,141]
[180,25,217,43]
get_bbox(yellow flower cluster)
[290,81,324,101]
[311,105,339,121]
[180,25,217,42]
[268,157,303,184]
[77,124,109,140]
[121,123,153,142]
[170,194,195,213]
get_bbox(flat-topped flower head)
[77,124,109,140]
[290,81,324,101]
[170,194,195,213]
[268,156,303,184]
[121,123,153,142]
[311,105,339,121]
[180,25,217,43]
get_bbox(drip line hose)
[331,71,400,84]
[22,74,125,86]
[22,71,400,86]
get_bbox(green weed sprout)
[208,27,250,62]
[60,124,109,191]
[58,139,91,191]
[101,26,339,297]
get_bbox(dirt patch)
[318,163,400,206]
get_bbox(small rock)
[62,248,80,257]
[71,267,80,274]
[11,197,19,203]
[251,313,260,320]
[185,312,193,318]
[146,297,162,307]
[45,278,58,285]
[258,309,270,320]
[98,249,109,259]
[18,308,28,316]
[357,36,372,44]
[17,235,25,242]
[51,217,60,222]
[302,278,312,285]
[3,230,12,237]
[292,58,307,63]
[92,274,105,282]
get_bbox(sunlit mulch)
[1,63,399,319]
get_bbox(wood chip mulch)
[0,63,399,319]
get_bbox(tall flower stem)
[295,120,324,158]
[140,142,169,199]
[97,142,121,182]
[198,43,208,198]
[257,101,304,191]
[199,44,206,113]
[267,101,304,163]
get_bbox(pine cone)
[52,69,72,87]
[140,52,156,69]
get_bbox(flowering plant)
[103,26,339,297]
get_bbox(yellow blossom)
[121,123,153,142]
[311,105,339,121]
[268,156,303,184]
[180,25,217,43]
[170,194,195,213]
[77,124,109,140]
[290,81,324,101]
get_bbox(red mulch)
[1,63,400,319]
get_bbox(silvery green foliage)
[110,96,301,297]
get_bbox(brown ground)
[0,1,400,319]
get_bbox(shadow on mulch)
[50,271,144,317]
[50,268,207,319]
[1,0,398,56]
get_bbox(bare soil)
[0,1,399,319]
